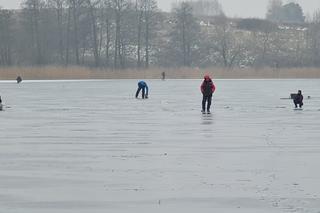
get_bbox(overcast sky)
[1,0,319,18]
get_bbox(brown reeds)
[0,66,319,80]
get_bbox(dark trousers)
[294,100,303,108]
[202,95,212,111]
[136,87,146,99]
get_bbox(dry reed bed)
[0,66,319,80]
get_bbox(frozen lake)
[1,79,320,213]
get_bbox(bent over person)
[136,81,149,99]
[200,75,216,114]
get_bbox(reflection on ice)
[201,113,214,125]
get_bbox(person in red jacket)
[200,75,216,114]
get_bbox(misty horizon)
[0,0,319,18]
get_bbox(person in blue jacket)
[135,81,149,99]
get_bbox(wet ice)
[0,79,320,213]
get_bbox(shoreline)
[0,66,320,80]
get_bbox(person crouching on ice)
[136,81,149,99]
[294,90,303,108]
[201,75,216,114]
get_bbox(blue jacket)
[138,81,148,95]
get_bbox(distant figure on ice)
[200,75,216,114]
[0,96,3,111]
[16,76,22,84]
[293,90,303,108]
[135,81,149,99]
[161,72,166,80]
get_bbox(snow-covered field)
[0,79,320,213]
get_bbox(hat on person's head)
[204,75,210,80]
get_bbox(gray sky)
[1,0,319,18]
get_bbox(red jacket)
[201,78,216,95]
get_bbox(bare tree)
[111,0,127,68]
[143,0,157,68]
[68,0,85,65]
[169,2,200,67]
[0,9,14,65]
[22,0,44,64]
[212,15,243,67]
[65,5,72,65]
[102,0,113,67]
[48,0,66,63]
[307,10,320,66]
[237,19,278,66]
[135,0,144,67]
[86,0,101,67]
[134,0,157,68]
[1,2,320,70]
[112,0,120,68]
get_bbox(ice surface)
[0,79,320,213]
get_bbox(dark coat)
[294,94,303,103]
[201,78,216,96]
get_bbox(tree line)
[0,0,320,69]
